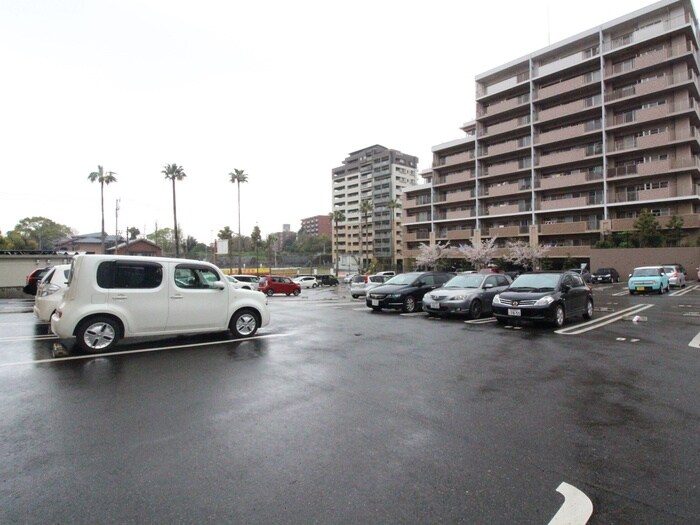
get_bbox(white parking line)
[548,482,593,525]
[556,304,654,335]
[464,318,497,325]
[689,332,700,349]
[0,334,57,344]
[669,285,699,297]
[0,333,291,368]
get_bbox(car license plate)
[430,302,439,309]
[508,308,521,316]
[636,287,645,291]
[372,299,379,306]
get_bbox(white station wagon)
[51,255,270,353]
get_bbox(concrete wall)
[0,255,75,296]
[589,247,700,281]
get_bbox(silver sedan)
[423,272,512,319]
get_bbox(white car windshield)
[444,274,484,288]
[508,273,559,291]
[384,273,420,286]
[633,268,660,277]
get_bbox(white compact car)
[293,276,318,288]
[33,264,71,322]
[51,255,270,353]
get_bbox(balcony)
[433,170,474,186]
[485,202,530,215]
[403,232,431,242]
[481,115,531,138]
[484,180,531,197]
[535,95,601,123]
[537,143,602,168]
[535,120,601,146]
[477,72,530,98]
[538,193,603,210]
[539,221,590,235]
[481,136,531,158]
[612,186,676,203]
[604,13,695,53]
[606,68,696,102]
[440,209,475,220]
[607,156,700,179]
[440,190,476,204]
[446,229,474,241]
[610,99,698,128]
[433,150,476,168]
[535,71,601,101]
[538,169,603,190]
[478,93,530,118]
[484,225,522,237]
[482,158,532,178]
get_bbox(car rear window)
[97,261,163,289]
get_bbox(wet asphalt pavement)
[0,283,699,524]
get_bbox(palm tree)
[360,199,373,273]
[330,209,346,277]
[229,169,249,272]
[386,198,401,271]
[161,163,187,257]
[88,165,117,253]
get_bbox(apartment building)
[404,0,700,263]
[300,215,332,237]
[332,145,418,272]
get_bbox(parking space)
[1,285,699,523]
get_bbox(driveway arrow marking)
[548,482,593,525]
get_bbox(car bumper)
[628,282,661,293]
[423,301,470,316]
[492,304,557,322]
[366,297,403,310]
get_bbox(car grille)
[429,295,447,301]
[632,280,655,286]
[368,293,386,300]
[498,298,537,306]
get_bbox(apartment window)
[650,208,670,216]
[641,99,666,109]
[639,72,664,84]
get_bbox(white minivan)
[51,255,270,353]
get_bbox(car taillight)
[365,275,369,283]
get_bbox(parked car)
[350,274,390,298]
[343,274,357,284]
[662,265,686,288]
[491,271,593,328]
[567,267,592,284]
[628,266,669,295]
[366,271,453,313]
[226,275,249,289]
[662,263,687,279]
[423,272,512,319]
[23,267,51,296]
[316,274,339,286]
[33,264,71,322]
[51,255,270,353]
[293,275,318,289]
[375,271,395,277]
[259,275,301,296]
[592,267,620,283]
[230,274,260,290]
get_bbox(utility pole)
[115,198,121,254]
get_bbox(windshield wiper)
[532,287,555,292]
[509,286,535,291]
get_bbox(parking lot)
[1,282,699,524]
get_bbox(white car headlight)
[492,294,502,304]
[534,295,554,306]
[452,295,467,301]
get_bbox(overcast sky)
[1,0,665,244]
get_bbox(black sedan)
[366,271,453,313]
[491,271,593,328]
[592,267,620,283]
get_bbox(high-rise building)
[332,145,418,272]
[404,0,700,263]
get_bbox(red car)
[259,275,301,296]
[23,267,51,296]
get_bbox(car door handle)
[113,294,128,301]
[170,295,183,300]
